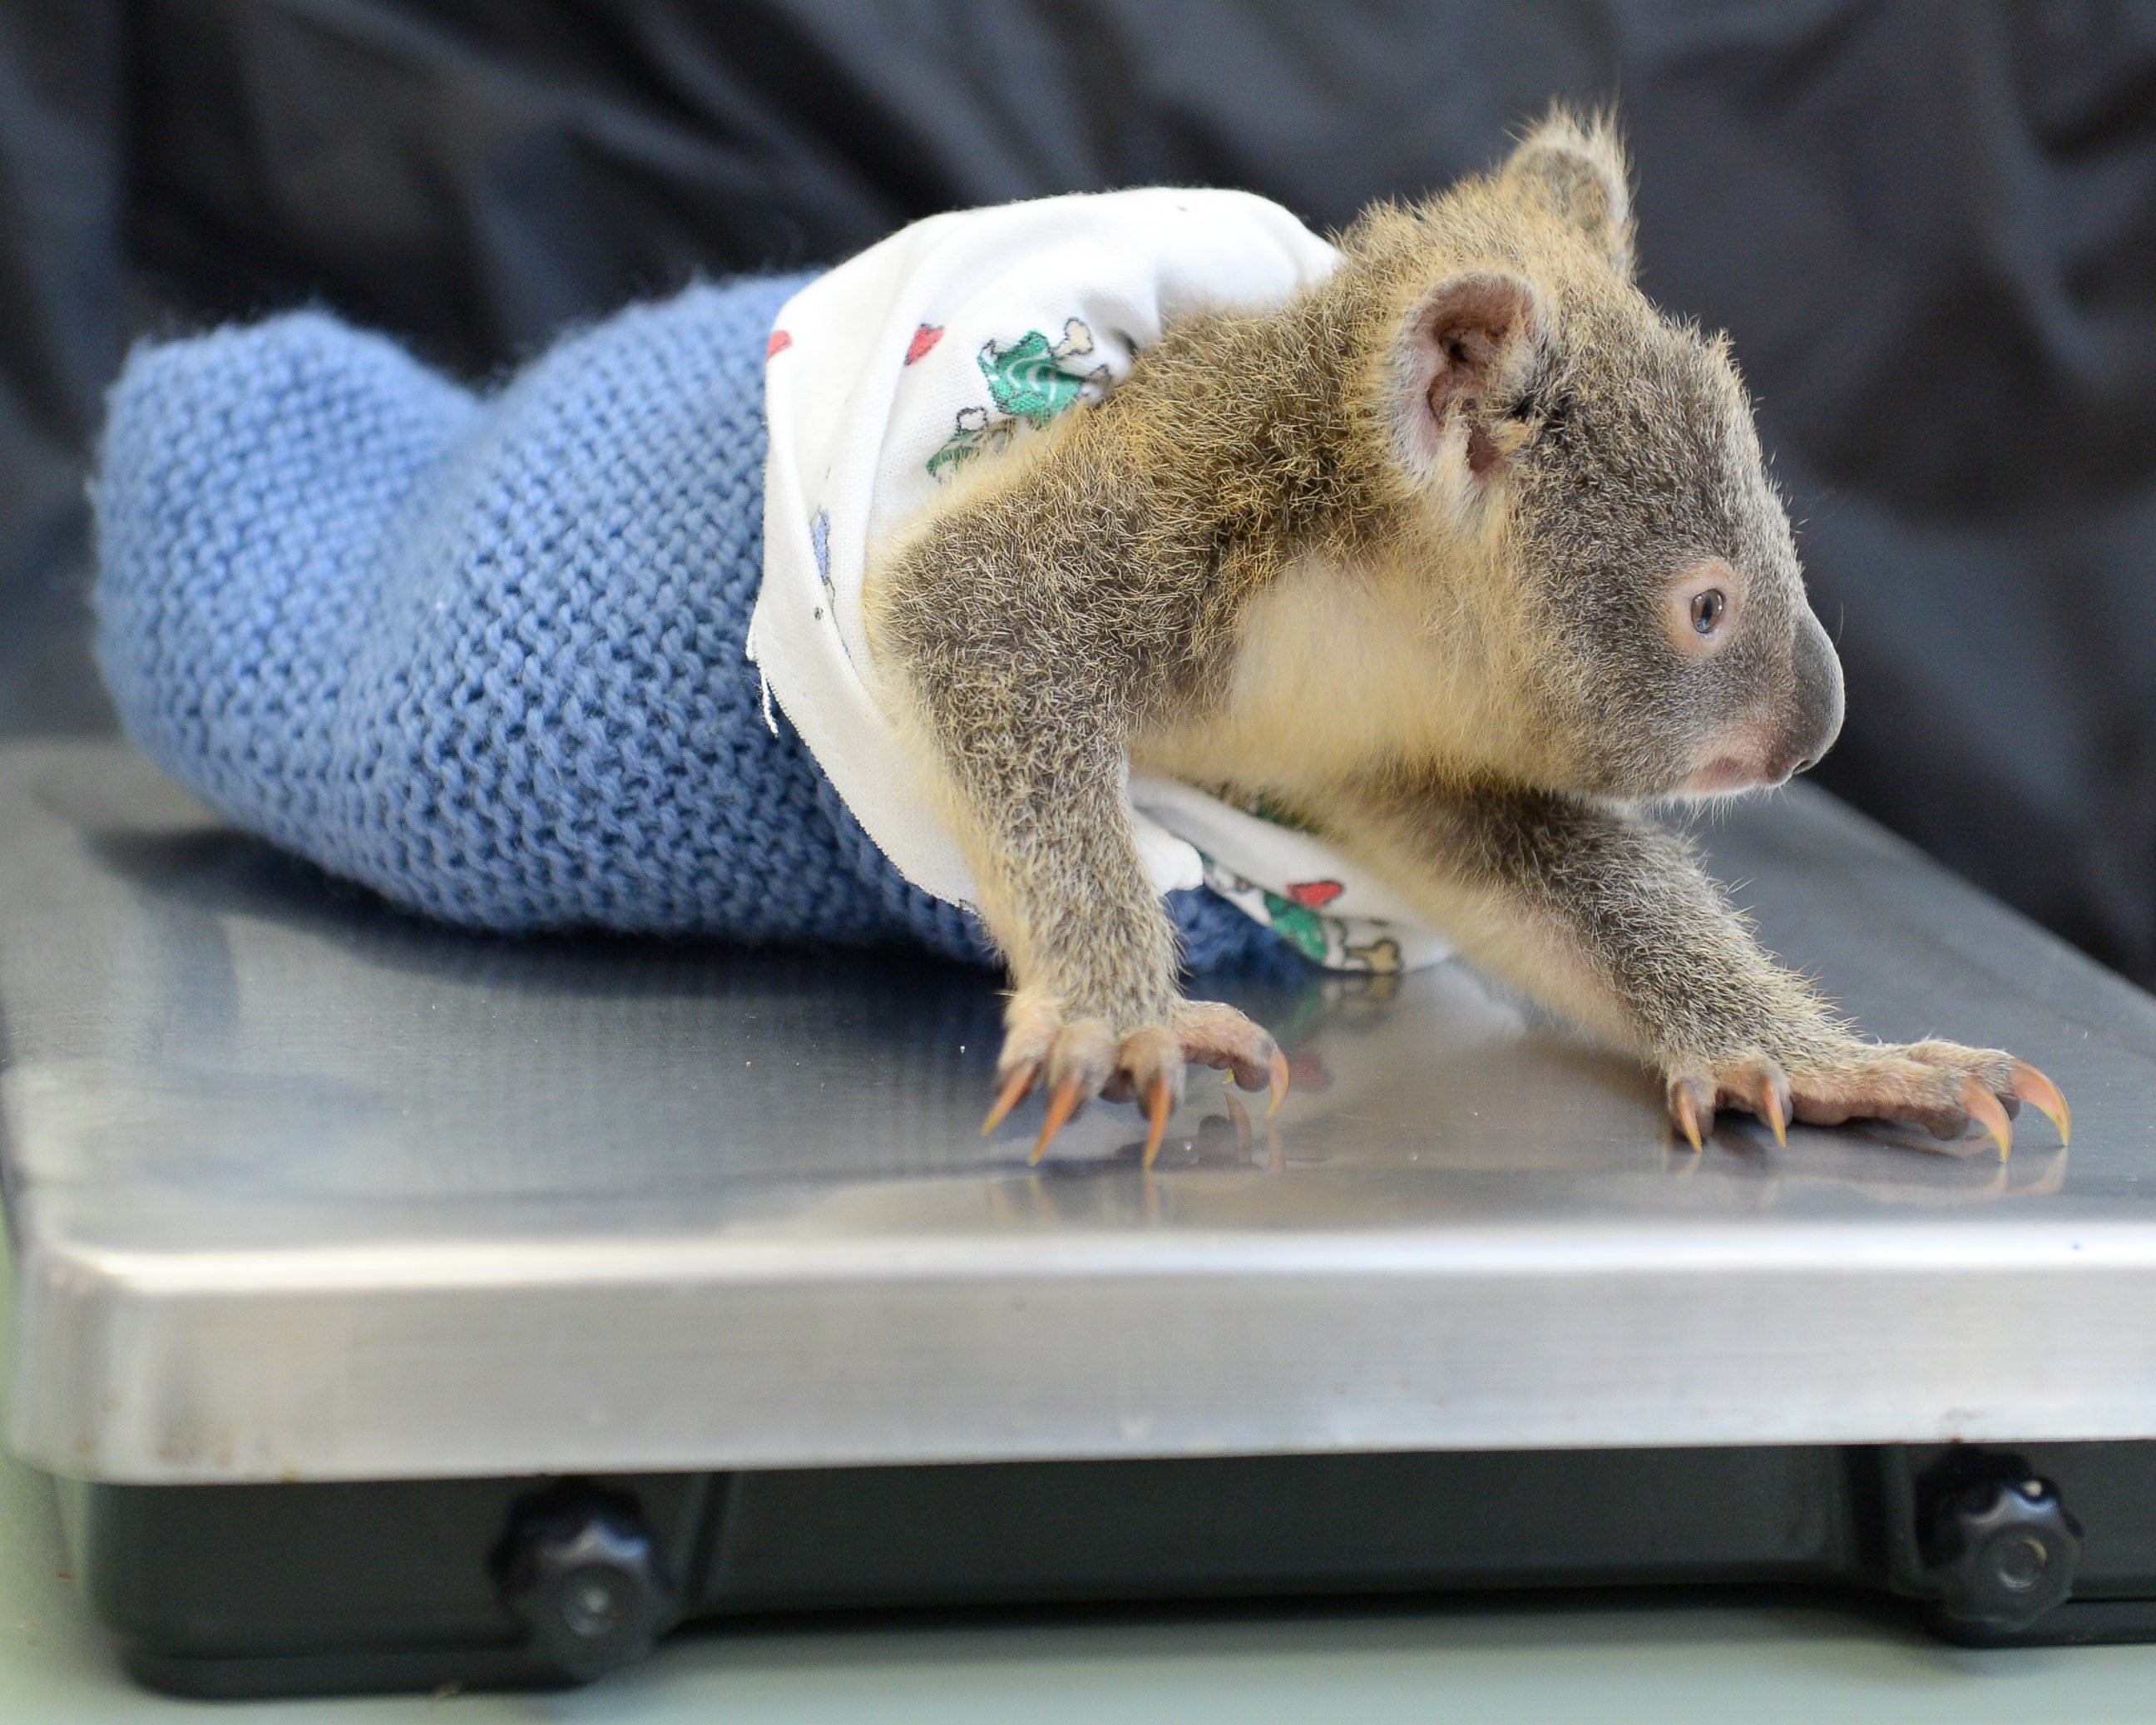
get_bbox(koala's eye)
[1667,561,1742,660]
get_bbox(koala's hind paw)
[984,996,1288,1166]
[1666,1045,2069,1159]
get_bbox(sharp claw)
[2010,1060,2071,1146]
[1142,1074,1174,1168]
[1267,1047,1291,1118]
[1757,1072,1788,1148]
[1029,1074,1086,1164]
[982,1061,1038,1135]
[1670,1083,1707,1154]
[1961,1079,2014,1161]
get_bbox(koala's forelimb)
[1313,772,2066,1155]
[1315,771,1847,1060]
[873,505,1288,1161]
[875,502,1179,1026]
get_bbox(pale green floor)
[12,1246,2156,1725]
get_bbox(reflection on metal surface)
[2,742,2155,1482]
[1660,1130,2072,1207]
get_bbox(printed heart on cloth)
[904,323,944,364]
[1284,879,1343,908]
[766,329,793,358]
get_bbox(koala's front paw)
[1665,1041,2069,1158]
[984,994,1288,1165]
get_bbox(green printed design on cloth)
[1193,850,1407,974]
[980,325,1095,422]
[928,317,1110,478]
[1260,888,1331,963]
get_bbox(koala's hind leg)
[1311,770,2069,1156]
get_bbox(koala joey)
[863,109,2069,1165]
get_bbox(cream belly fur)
[1135,551,1524,795]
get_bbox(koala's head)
[1351,109,1842,800]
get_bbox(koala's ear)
[1500,107,1634,277]
[1395,270,1545,480]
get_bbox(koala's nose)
[1786,610,1845,775]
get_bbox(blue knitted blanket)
[92,276,1288,971]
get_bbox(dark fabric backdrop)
[6,1,2154,981]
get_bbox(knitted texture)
[92,277,1293,973]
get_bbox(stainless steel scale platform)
[7,739,2156,1696]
